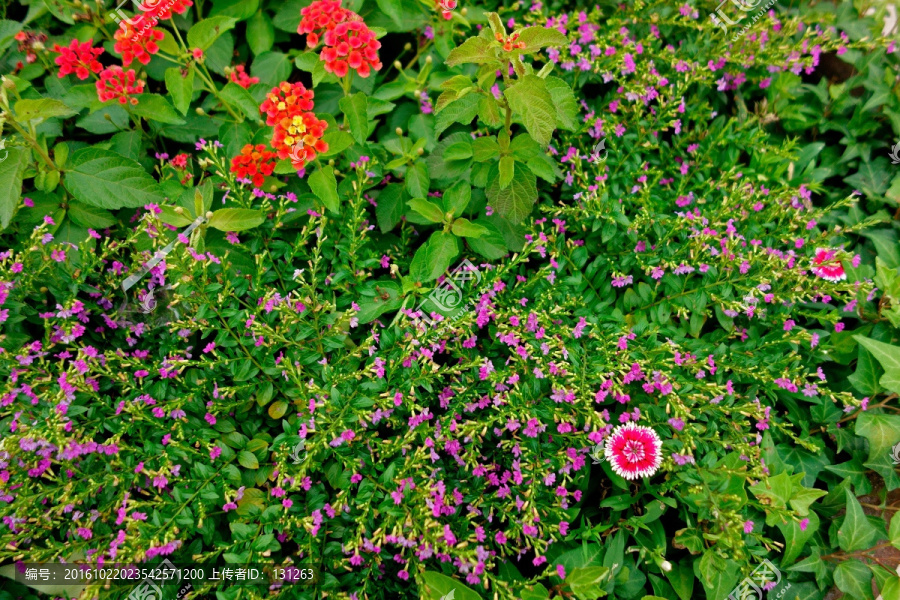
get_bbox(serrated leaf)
[165,67,194,116]
[466,218,507,259]
[67,201,116,229]
[442,181,471,216]
[14,98,77,123]
[504,75,556,147]
[516,26,568,53]
[544,76,578,130]
[375,183,406,233]
[446,35,499,68]
[246,10,275,55]
[486,162,537,223]
[64,148,164,210]
[499,156,514,189]
[435,94,480,137]
[406,162,430,198]
[409,232,459,282]
[187,16,238,51]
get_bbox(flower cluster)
[14,30,47,64]
[113,20,164,66]
[96,66,145,105]
[52,39,104,79]
[298,0,382,78]
[436,0,458,19]
[228,64,259,89]
[230,144,278,187]
[259,81,328,170]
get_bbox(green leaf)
[855,411,900,462]
[0,147,28,230]
[356,280,403,324]
[64,148,164,210]
[665,562,694,600]
[238,450,259,470]
[499,156,515,189]
[442,181,471,217]
[838,489,883,552]
[409,232,459,282]
[165,67,195,116]
[207,208,265,232]
[472,136,500,162]
[0,20,23,55]
[14,98,76,123]
[565,566,610,600]
[466,218,508,259]
[435,94,480,137]
[220,82,262,122]
[451,217,487,238]
[246,10,275,55]
[209,0,259,20]
[187,16,238,51]
[849,344,883,396]
[834,560,874,600]
[406,162,430,198]
[478,95,503,128]
[420,571,482,600]
[407,197,444,223]
[158,206,195,228]
[445,35,499,68]
[443,141,473,162]
[320,130,354,157]
[881,577,900,600]
[892,506,900,550]
[486,162,537,223]
[516,26,568,53]
[67,201,116,229]
[544,76,579,130]
[252,51,294,86]
[854,336,900,395]
[339,93,369,145]
[504,75,556,147]
[375,183,406,233]
[130,94,186,125]
[309,166,340,214]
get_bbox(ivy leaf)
[165,67,195,116]
[565,566,610,600]
[504,75,556,147]
[0,147,28,230]
[833,560,873,600]
[515,26,568,53]
[854,336,900,395]
[446,35,499,68]
[409,232,459,282]
[339,92,369,145]
[837,489,883,552]
[187,16,238,51]
[486,162,537,223]
[309,166,340,214]
[207,208,265,232]
[544,76,579,130]
[855,411,900,462]
[64,148,164,210]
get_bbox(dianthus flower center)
[621,440,645,462]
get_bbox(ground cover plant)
[0,0,899,599]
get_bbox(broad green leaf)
[544,76,579,130]
[451,217,487,238]
[130,94,186,125]
[407,197,444,223]
[209,0,259,20]
[478,95,503,128]
[516,26,568,53]
[0,19,23,55]
[854,336,900,395]
[406,162,430,198]
[339,92,369,145]
[238,450,259,470]
[187,16,238,51]
[442,181,471,216]
[165,67,195,116]
[207,208,265,232]
[409,232,459,282]
[504,75,556,147]
[855,411,900,462]
[443,141,473,162]
[665,562,694,600]
[220,82,262,122]
[309,166,340,214]
[0,147,28,229]
[565,566,610,600]
[14,98,76,123]
[892,505,900,550]
[67,201,116,229]
[356,280,403,324]
[375,183,406,233]
[64,148,164,210]
[837,489,883,552]
[834,560,874,600]
[246,10,275,55]
[158,206,195,228]
[446,35,499,68]
[472,136,500,162]
[499,156,515,189]
[267,400,288,419]
[420,570,482,600]
[435,94,480,137]
[849,344,883,396]
[252,51,294,86]
[486,162,537,223]
[466,218,507,259]
[320,130,354,157]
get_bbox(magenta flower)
[811,248,845,282]
[604,423,663,480]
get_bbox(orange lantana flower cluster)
[259,82,329,171]
[298,0,382,78]
[230,144,278,187]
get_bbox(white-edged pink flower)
[811,248,845,282]
[604,423,663,480]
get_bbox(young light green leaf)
[0,147,28,229]
[544,76,579,130]
[339,92,369,145]
[515,26,568,53]
[442,181,472,216]
[499,156,515,189]
[446,35,499,68]
[472,136,501,162]
[187,16,238,51]
[406,162,431,198]
[14,98,77,123]
[319,130,354,157]
[451,217,487,238]
[237,450,259,470]
[67,201,117,229]
[130,94,186,125]
[504,75,556,147]
[407,197,444,224]
[309,166,340,214]
[420,570,483,600]
[207,208,265,232]
[64,148,165,210]
[486,162,537,223]
[165,67,195,116]
[435,94,481,137]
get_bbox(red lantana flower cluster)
[113,20,164,66]
[228,65,259,89]
[52,39,104,80]
[96,66,145,105]
[259,81,329,171]
[436,0,458,19]
[298,0,382,78]
[230,144,278,187]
